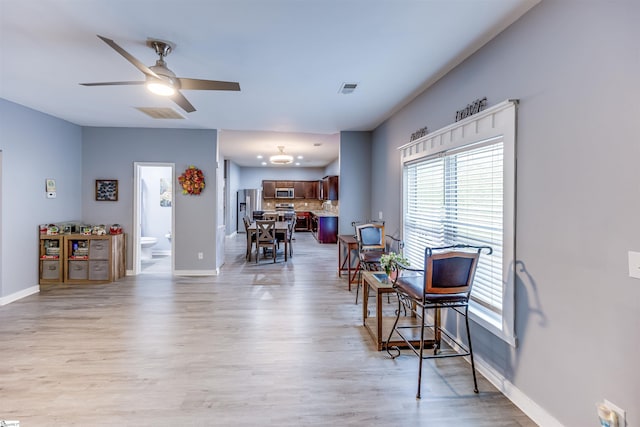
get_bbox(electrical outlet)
[198,252,203,260]
[604,400,625,427]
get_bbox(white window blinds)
[403,138,504,314]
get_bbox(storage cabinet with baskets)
[39,233,125,285]
[39,235,64,284]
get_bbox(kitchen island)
[310,211,338,243]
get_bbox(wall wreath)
[178,165,205,195]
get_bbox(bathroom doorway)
[133,162,174,275]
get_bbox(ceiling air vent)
[339,82,358,94]
[136,107,185,119]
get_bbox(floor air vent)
[136,107,185,119]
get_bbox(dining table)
[247,221,291,262]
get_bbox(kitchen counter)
[310,210,339,217]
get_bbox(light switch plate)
[628,251,640,279]
[46,191,56,199]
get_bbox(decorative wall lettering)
[410,126,429,141]
[455,97,487,122]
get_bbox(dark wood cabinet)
[303,181,318,199]
[316,215,338,243]
[262,180,276,198]
[310,213,338,243]
[322,175,339,200]
[263,180,320,200]
[293,181,305,199]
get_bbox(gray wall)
[338,131,372,236]
[323,158,339,177]
[0,99,83,300]
[81,127,219,272]
[371,1,639,425]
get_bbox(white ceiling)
[0,0,538,167]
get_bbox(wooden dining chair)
[255,220,277,263]
[242,216,255,261]
[263,213,279,221]
[286,217,296,258]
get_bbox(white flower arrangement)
[380,252,409,275]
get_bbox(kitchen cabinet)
[322,175,339,201]
[303,181,318,199]
[310,213,338,243]
[263,180,318,199]
[293,181,305,199]
[262,180,276,198]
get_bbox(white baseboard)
[473,353,564,427]
[0,285,40,306]
[437,333,563,427]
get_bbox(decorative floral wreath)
[178,165,205,195]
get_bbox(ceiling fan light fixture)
[146,71,177,96]
[269,146,294,165]
[146,80,176,96]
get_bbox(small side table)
[337,234,359,290]
[361,271,430,351]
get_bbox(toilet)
[140,236,158,261]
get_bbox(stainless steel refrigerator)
[237,189,263,233]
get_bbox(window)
[398,100,517,346]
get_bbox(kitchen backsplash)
[262,199,339,214]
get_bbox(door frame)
[133,162,175,275]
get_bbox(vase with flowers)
[379,252,409,282]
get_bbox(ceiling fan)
[80,35,240,113]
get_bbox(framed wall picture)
[95,179,118,201]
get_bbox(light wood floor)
[0,232,536,426]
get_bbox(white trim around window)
[398,99,518,346]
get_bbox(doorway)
[133,162,174,275]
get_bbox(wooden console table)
[361,271,430,351]
[337,234,359,290]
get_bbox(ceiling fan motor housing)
[149,60,180,90]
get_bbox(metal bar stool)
[385,244,492,399]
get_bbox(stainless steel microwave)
[275,188,294,198]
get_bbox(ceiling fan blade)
[178,78,240,91]
[97,35,159,79]
[80,81,145,86]
[171,91,196,113]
